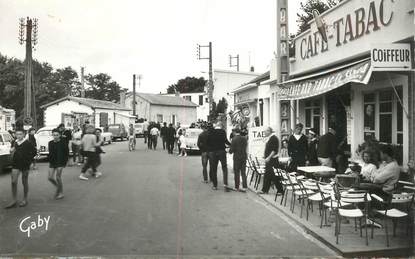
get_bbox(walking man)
[197,124,209,183]
[143,119,149,144]
[259,127,283,195]
[160,122,168,150]
[207,122,231,191]
[166,123,176,154]
[150,125,159,150]
[229,128,248,192]
[72,126,82,165]
[5,128,36,208]
[79,126,99,180]
[287,123,308,169]
[48,128,69,200]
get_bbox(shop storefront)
[270,0,414,166]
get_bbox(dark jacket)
[48,139,69,167]
[197,130,209,152]
[317,132,337,159]
[229,135,247,161]
[166,127,176,141]
[160,126,168,138]
[308,138,319,165]
[12,140,36,170]
[264,135,279,159]
[288,134,308,166]
[28,134,37,149]
[206,128,230,152]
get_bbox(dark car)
[108,124,128,141]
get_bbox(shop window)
[363,86,404,163]
[305,99,321,135]
[183,96,191,102]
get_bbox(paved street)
[0,140,335,257]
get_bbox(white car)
[184,128,203,152]
[35,126,55,156]
[0,131,13,173]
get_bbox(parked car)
[101,131,113,145]
[134,123,145,138]
[0,131,13,173]
[35,126,55,156]
[108,124,128,141]
[183,128,203,152]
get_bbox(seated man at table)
[372,145,400,193]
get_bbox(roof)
[232,71,270,93]
[40,96,131,111]
[128,92,198,107]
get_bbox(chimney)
[119,89,127,107]
[250,66,255,72]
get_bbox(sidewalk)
[245,172,414,257]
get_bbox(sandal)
[19,200,28,207]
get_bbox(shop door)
[327,87,350,149]
[99,112,109,128]
[304,99,321,135]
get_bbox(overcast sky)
[0,0,303,94]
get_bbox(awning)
[277,59,372,100]
[234,98,257,106]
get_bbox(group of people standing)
[4,122,106,209]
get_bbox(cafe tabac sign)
[291,0,414,76]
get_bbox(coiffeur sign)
[277,60,372,100]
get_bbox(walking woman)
[48,128,69,200]
[4,128,36,208]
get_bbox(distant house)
[163,92,209,121]
[0,106,15,131]
[40,96,134,129]
[122,92,197,126]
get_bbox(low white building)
[163,92,209,121]
[0,106,15,131]
[40,96,134,129]
[123,92,198,126]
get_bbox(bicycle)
[128,136,136,151]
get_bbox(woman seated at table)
[346,150,377,182]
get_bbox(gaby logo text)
[19,215,50,237]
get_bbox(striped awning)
[277,59,372,100]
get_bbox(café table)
[297,166,336,181]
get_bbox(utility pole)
[197,42,213,121]
[81,67,85,98]
[19,17,38,129]
[133,74,136,116]
[229,54,239,71]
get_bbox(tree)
[296,0,341,34]
[84,73,121,102]
[167,76,207,94]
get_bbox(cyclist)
[128,124,136,150]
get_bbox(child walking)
[48,128,69,200]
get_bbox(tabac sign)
[291,0,414,76]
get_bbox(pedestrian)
[259,127,284,195]
[94,128,104,176]
[317,127,337,167]
[79,125,100,180]
[48,128,69,200]
[287,123,308,169]
[143,119,149,144]
[72,126,82,165]
[166,123,176,154]
[27,127,38,170]
[4,128,36,208]
[307,129,319,166]
[229,128,248,192]
[160,122,168,150]
[58,123,72,165]
[197,124,210,183]
[147,122,153,149]
[150,125,159,150]
[178,130,187,156]
[176,127,182,154]
[206,122,231,191]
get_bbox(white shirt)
[150,127,159,136]
[360,162,377,182]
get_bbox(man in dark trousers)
[206,122,231,191]
[5,128,36,208]
[287,123,308,169]
[259,127,283,195]
[160,122,168,151]
[166,123,176,154]
[317,127,337,168]
[229,128,248,192]
[197,123,210,183]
